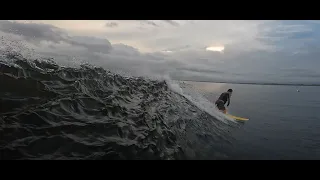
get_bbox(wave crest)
[0,55,237,160]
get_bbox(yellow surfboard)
[226,114,249,121]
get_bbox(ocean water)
[1,53,320,160]
[185,81,320,160]
[0,55,233,160]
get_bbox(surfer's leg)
[221,106,226,114]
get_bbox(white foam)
[164,77,236,124]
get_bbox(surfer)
[215,89,232,114]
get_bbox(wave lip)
[1,52,240,160]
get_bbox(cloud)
[111,43,140,56]
[163,20,180,26]
[0,21,112,54]
[20,20,272,53]
[0,21,174,77]
[138,20,180,27]
[0,20,66,43]
[105,22,118,28]
[1,20,320,84]
[138,20,159,27]
[163,45,191,52]
[65,36,112,54]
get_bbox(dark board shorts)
[215,100,226,111]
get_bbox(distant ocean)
[183,81,320,159]
[1,54,320,160]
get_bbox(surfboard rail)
[226,114,249,121]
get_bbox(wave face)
[0,54,238,160]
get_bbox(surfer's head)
[227,89,233,95]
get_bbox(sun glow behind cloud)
[206,46,225,52]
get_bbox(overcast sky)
[1,20,320,84]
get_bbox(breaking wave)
[0,53,240,160]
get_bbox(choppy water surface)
[0,55,239,160]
